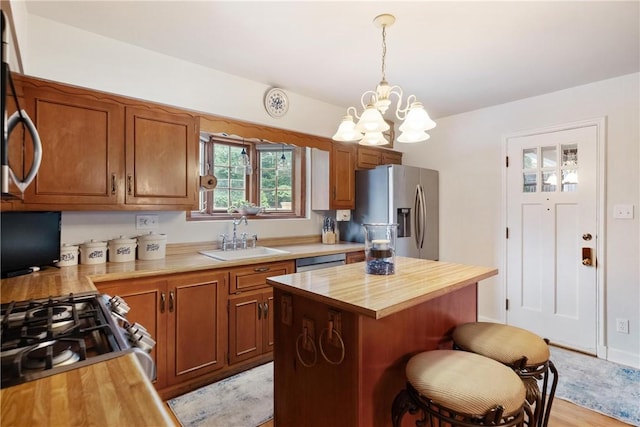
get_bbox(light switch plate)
[613,204,634,219]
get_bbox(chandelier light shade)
[332,14,436,146]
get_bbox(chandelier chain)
[381,25,387,81]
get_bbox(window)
[194,134,304,219]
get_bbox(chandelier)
[332,14,436,146]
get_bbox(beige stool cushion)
[453,322,550,366]
[406,350,526,417]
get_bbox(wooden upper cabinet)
[13,75,198,211]
[22,85,125,205]
[330,142,356,210]
[357,146,402,170]
[357,147,382,170]
[381,149,402,166]
[125,107,197,207]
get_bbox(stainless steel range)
[0,292,155,389]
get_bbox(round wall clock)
[264,88,289,118]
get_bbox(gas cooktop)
[0,292,132,388]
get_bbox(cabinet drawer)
[346,251,366,264]
[230,260,295,293]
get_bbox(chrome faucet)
[231,216,248,250]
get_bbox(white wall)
[399,73,640,367]
[10,5,640,366]
[10,12,344,246]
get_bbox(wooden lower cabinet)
[346,250,365,264]
[228,289,274,365]
[96,270,227,392]
[228,260,293,365]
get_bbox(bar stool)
[452,322,558,427]
[392,350,531,427]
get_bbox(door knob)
[582,233,592,241]
[582,247,593,267]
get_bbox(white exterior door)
[505,124,599,354]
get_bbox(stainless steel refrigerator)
[339,164,439,260]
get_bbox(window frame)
[190,135,305,221]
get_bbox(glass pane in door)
[542,172,557,192]
[523,148,537,169]
[542,146,557,168]
[523,173,537,193]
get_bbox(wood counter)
[267,257,498,427]
[267,257,497,319]
[0,241,363,425]
[0,242,364,303]
[0,352,175,426]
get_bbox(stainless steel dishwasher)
[295,253,346,272]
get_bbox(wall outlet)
[616,318,629,334]
[613,204,634,219]
[136,214,159,230]
[336,209,351,221]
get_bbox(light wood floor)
[256,398,630,426]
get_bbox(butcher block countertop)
[0,352,175,426]
[267,256,498,319]
[0,242,364,303]
[0,240,363,426]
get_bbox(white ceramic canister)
[108,235,137,262]
[79,240,108,265]
[56,243,79,267]
[137,232,167,260]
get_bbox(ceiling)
[24,1,640,119]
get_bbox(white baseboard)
[606,347,640,369]
[477,315,503,324]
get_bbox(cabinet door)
[166,271,227,386]
[356,147,382,170]
[23,86,125,205]
[228,291,264,364]
[95,278,168,389]
[330,142,356,209]
[125,107,197,207]
[381,150,402,165]
[263,290,275,353]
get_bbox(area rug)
[167,362,273,427]
[550,346,640,425]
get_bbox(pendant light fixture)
[332,14,436,146]
[278,144,287,169]
[240,139,252,175]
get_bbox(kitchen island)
[267,256,498,427]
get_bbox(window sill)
[188,212,300,221]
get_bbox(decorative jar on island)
[363,223,397,275]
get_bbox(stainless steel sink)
[199,246,290,261]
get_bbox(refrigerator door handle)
[417,184,427,249]
[414,184,421,249]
